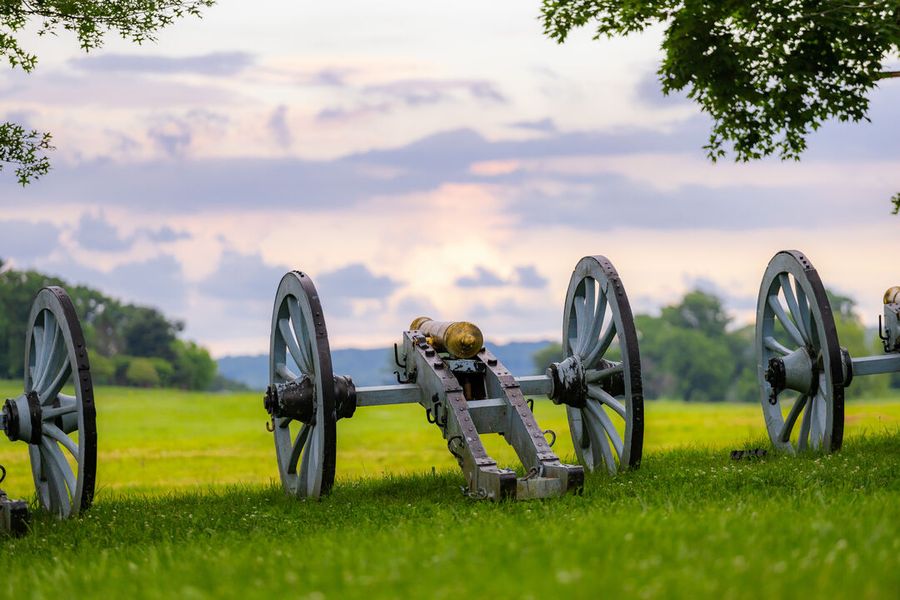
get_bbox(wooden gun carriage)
[263,256,645,500]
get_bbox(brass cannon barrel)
[885,286,900,305]
[409,316,484,359]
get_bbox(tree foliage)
[0,0,215,184]
[541,1,900,165]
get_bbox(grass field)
[2,382,899,598]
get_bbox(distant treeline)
[0,260,238,390]
[533,289,898,402]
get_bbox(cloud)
[2,113,896,233]
[456,265,548,289]
[73,212,132,252]
[69,52,256,76]
[146,110,229,157]
[315,263,401,318]
[0,69,244,108]
[267,105,292,149]
[0,220,61,260]
[46,254,188,314]
[633,71,691,108]
[315,78,507,123]
[316,102,391,122]
[317,263,400,298]
[141,226,191,243]
[306,68,351,87]
[456,266,507,287]
[509,118,557,134]
[148,118,192,157]
[364,78,507,106]
[201,250,288,302]
[515,266,548,289]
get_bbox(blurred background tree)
[0,260,227,390]
[533,287,895,402]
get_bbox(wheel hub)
[264,374,357,424]
[765,346,817,404]
[2,391,42,444]
[547,355,587,408]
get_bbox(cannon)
[263,255,644,500]
[1,287,97,536]
[754,250,900,453]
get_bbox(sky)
[0,1,897,356]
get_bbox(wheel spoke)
[798,391,813,451]
[778,394,808,443]
[582,406,615,474]
[585,399,624,458]
[576,279,596,356]
[764,336,792,356]
[584,320,617,368]
[779,274,809,344]
[587,385,626,419]
[809,392,822,450]
[287,298,314,374]
[40,451,68,516]
[585,363,623,384]
[34,316,62,393]
[580,292,608,362]
[42,398,77,420]
[41,438,74,515]
[39,358,71,405]
[768,294,805,347]
[573,293,586,354]
[795,284,813,343]
[304,427,322,496]
[275,362,299,382]
[287,423,310,475]
[30,324,46,386]
[279,318,311,377]
[42,423,79,458]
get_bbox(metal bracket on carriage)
[0,466,30,537]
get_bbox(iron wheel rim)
[23,286,97,517]
[561,256,644,474]
[269,271,337,498]
[755,250,844,453]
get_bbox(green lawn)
[2,382,899,598]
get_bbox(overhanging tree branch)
[0,0,216,184]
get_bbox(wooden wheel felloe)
[266,271,338,499]
[2,286,97,518]
[755,250,844,453]
[549,256,644,474]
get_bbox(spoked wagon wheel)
[267,271,337,499]
[552,256,643,475]
[2,287,97,518]
[756,250,844,453]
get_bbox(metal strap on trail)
[0,464,5,484]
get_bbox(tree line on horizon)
[533,289,897,403]
[0,259,234,390]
